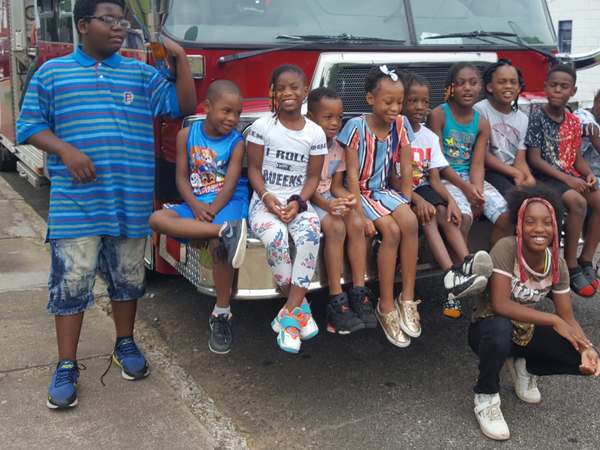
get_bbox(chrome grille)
[328,63,491,114]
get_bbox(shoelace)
[452,270,470,285]
[528,375,538,390]
[462,255,474,274]
[381,308,401,331]
[292,309,311,327]
[484,403,503,421]
[212,315,232,340]
[355,289,374,314]
[100,339,141,386]
[53,362,86,387]
[402,300,422,325]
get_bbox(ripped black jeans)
[468,316,582,394]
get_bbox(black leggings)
[468,316,582,394]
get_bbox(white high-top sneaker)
[506,357,541,403]
[474,393,510,441]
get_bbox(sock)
[212,305,231,317]
[578,259,593,267]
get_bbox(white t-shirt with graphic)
[247,115,328,202]
[395,124,448,188]
[475,99,528,165]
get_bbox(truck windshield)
[411,0,555,46]
[165,0,411,45]
[166,0,556,48]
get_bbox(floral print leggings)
[249,199,321,289]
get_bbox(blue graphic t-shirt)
[187,120,243,202]
[441,102,480,176]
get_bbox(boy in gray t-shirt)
[475,98,534,192]
[476,61,535,193]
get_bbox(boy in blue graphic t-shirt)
[149,80,248,355]
[16,0,195,409]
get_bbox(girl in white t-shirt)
[394,73,492,319]
[247,65,327,354]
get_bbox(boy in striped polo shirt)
[16,0,195,409]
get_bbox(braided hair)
[403,71,430,93]
[269,64,306,118]
[482,59,525,112]
[444,62,480,101]
[507,186,564,284]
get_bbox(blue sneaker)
[47,359,79,409]
[112,337,150,380]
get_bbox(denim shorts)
[442,174,508,223]
[312,190,333,221]
[48,236,146,316]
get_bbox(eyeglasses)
[85,15,132,30]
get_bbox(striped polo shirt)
[16,47,181,239]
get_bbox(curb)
[0,174,249,450]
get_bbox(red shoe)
[570,268,597,297]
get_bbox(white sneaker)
[443,269,488,300]
[506,357,541,404]
[461,251,493,278]
[474,393,510,441]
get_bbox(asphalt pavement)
[3,171,600,450]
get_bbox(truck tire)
[0,147,17,172]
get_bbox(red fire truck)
[2,0,600,299]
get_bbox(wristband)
[260,191,271,202]
[287,194,307,213]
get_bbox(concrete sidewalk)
[0,176,219,449]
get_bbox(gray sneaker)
[209,314,233,354]
[219,219,247,269]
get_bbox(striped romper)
[337,115,410,221]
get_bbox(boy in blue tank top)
[429,63,512,315]
[150,80,248,354]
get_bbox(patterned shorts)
[442,175,508,223]
[48,236,146,315]
[360,188,410,221]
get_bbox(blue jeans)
[48,236,146,316]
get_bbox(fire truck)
[2,0,600,299]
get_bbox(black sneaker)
[349,286,378,329]
[443,268,488,300]
[219,219,247,269]
[326,293,366,335]
[209,314,233,354]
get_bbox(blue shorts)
[48,236,146,316]
[168,179,249,224]
[169,197,248,224]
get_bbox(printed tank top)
[441,102,480,176]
